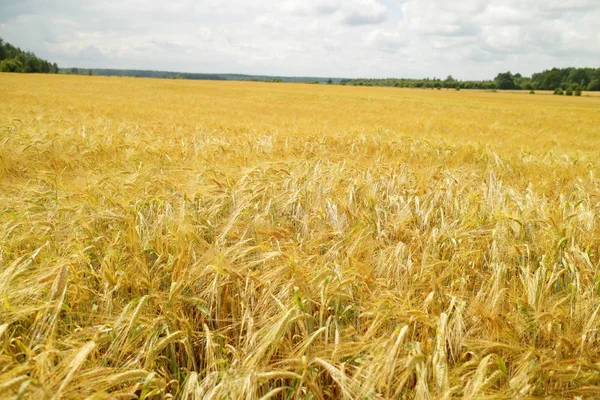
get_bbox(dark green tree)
[568,69,589,87]
[540,69,564,90]
[494,72,517,90]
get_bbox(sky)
[0,0,598,80]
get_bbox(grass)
[1,73,600,398]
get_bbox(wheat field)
[1,74,600,399]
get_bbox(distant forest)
[61,67,341,84]
[1,37,599,92]
[340,69,600,92]
[64,67,600,92]
[0,38,58,73]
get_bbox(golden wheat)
[1,73,600,398]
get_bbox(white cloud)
[337,0,388,26]
[0,0,598,79]
[283,0,387,26]
[367,28,409,53]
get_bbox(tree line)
[339,76,497,90]
[64,68,341,83]
[340,68,600,92]
[65,68,227,80]
[0,38,58,73]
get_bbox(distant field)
[1,74,600,398]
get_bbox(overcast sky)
[1,0,598,79]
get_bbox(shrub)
[565,88,573,96]
[554,88,564,95]
[575,88,582,96]
[529,90,535,94]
